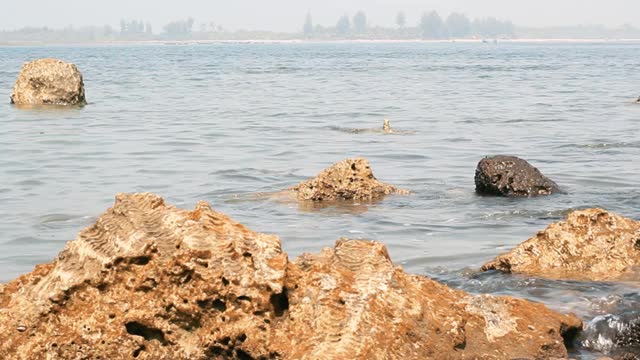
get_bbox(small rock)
[10,58,86,106]
[474,155,559,197]
[290,158,408,201]
[382,119,392,133]
[16,325,26,332]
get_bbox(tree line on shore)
[1,11,639,43]
[303,11,515,39]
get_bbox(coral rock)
[279,239,581,360]
[482,208,640,281]
[475,155,559,197]
[10,58,86,106]
[290,158,408,201]
[0,193,581,359]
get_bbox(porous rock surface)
[0,193,581,359]
[482,208,640,281]
[475,155,559,197]
[291,158,408,201]
[10,58,86,106]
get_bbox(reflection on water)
[226,190,388,216]
[1,42,640,358]
[10,103,87,111]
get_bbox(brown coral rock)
[0,193,581,360]
[290,158,408,201]
[279,239,581,360]
[0,193,287,360]
[482,208,640,281]
[10,58,86,106]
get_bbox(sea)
[1,41,639,357]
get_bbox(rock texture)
[10,58,86,106]
[475,155,559,197]
[0,193,582,360]
[482,208,640,281]
[291,158,408,201]
[281,240,581,360]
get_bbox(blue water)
[1,42,639,357]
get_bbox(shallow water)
[1,42,639,357]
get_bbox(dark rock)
[475,155,559,197]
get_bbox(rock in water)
[10,58,86,106]
[0,193,581,359]
[383,118,392,133]
[291,158,408,201]
[279,239,581,360]
[475,155,559,197]
[482,208,640,281]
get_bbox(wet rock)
[0,193,581,359]
[582,313,640,358]
[10,58,86,106]
[482,208,640,281]
[582,293,640,358]
[475,155,559,197]
[290,158,408,201]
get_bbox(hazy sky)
[2,0,639,31]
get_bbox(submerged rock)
[482,208,640,281]
[10,58,86,106]
[475,155,559,197]
[331,119,416,135]
[290,158,408,201]
[0,193,581,359]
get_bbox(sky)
[2,0,639,32]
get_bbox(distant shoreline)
[2,38,640,46]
